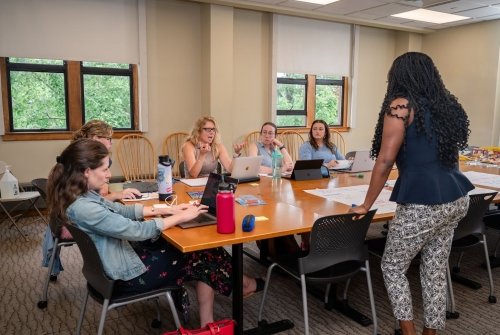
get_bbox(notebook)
[282,159,324,181]
[229,156,263,183]
[178,173,238,229]
[330,150,375,173]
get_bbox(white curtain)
[0,0,140,64]
[274,14,352,76]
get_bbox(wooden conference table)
[141,163,499,334]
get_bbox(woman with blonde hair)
[182,116,244,178]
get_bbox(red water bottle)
[216,180,236,234]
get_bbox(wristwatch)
[278,145,285,150]
[233,152,241,158]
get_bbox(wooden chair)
[243,130,261,156]
[115,134,157,181]
[278,130,305,162]
[330,130,346,156]
[162,132,189,177]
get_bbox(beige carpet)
[1,217,500,334]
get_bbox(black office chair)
[483,209,500,268]
[35,178,76,309]
[64,222,182,335]
[257,210,378,335]
[447,192,498,318]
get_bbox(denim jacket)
[66,190,163,281]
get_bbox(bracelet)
[278,145,285,150]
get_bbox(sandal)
[244,278,265,298]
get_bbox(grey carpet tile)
[1,216,500,334]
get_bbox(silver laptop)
[331,150,375,173]
[229,156,263,183]
[178,173,238,229]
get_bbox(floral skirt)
[114,238,232,322]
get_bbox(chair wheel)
[37,300,48,309]
[446,311,460,319]
[50,275,58,282]
[151,319,162,328]
[489,295,497,303]
[452,266,460,274]
[394,330,402,335]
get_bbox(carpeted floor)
[1,216,500,334]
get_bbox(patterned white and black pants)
[381,196,469,330]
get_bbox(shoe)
[244,278,265,298]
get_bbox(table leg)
[232,244,244,335]
[232,244,294,335]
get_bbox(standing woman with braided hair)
[350,52,473,335]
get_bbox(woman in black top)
[351,52,473,335]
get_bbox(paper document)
[463,171,500,189]
[304,185,397,214]
[179,177,209,187]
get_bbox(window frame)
[275,73,349,133]
[0,57,140,141]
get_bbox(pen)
[349,174,364,178]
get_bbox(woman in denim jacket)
[47,139,261,327]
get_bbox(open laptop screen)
[201,173,238,216]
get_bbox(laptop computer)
[330,150,375,173]
[282,159,324,181]
[229,156,263,183]
[178,173,238,229]
[123,181,158,193]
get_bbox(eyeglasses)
[261,131,275,136]
[98,136,112,142]
[202,127,217,133]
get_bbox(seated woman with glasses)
[182,116,244,178]
[299,119,345,172]
[247,122,293,174]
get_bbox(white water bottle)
[0,166,20,198]
[157,155,173,201]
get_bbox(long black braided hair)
[371,52,470,169]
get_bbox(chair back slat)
[330,130,346,156]
[299,210,376,275]
[243,130,261,156]
[162,132,189,178]
[278,131,305,162]
[115,134,157,181]
[453,192,497,241]
[64,222,115,299]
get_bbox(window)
[1,57,139,140]
[82,62,134,129]
[7,58,67,131]
[275,73,347,129]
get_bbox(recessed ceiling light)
[295,0,339,5]
[392,9,469,24]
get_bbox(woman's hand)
[272,138,284,148]
[349,204,369,216]
[120,188,141,200]
[326,160,338,169]
[233,142,245,156]
[199,143,211,155]
[177,204,208,222]
[282,161,294,172]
